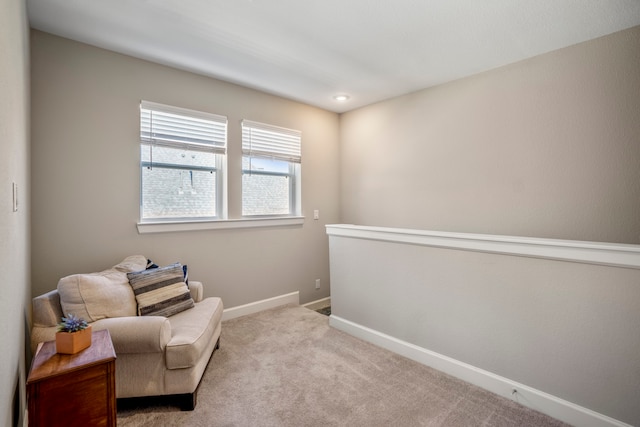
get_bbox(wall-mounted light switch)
[12,182,18,212]
[313,210,319,220]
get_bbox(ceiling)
[27,0,640,113]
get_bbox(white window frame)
[139,100,227,223]
[241,120,302,218]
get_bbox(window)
[242,120,301,217]
[140,101,227,221]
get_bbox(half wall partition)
[326,224,640,427]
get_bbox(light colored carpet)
[117,304,570,426]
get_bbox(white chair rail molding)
[326,224,640,427]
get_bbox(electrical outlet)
[313,210,319,220]
[315,279,320,289]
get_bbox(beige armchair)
[30,256,223,410]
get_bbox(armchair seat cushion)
[165,297,223,369]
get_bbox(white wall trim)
[326,224,640,269]
[222,291,300,321]
[138,216,305,234]
[329,315,631,427]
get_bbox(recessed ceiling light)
[333,94,350,102]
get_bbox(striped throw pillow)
[146,259,189,285]
[127,263,194,317]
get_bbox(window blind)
[242,120,301,163]
[141,100,227,155]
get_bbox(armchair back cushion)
[57,255,147,322]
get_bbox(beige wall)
[30,31,339,306]
[0,0,30,425]
[333,25,640,425]
[340,26,640,244]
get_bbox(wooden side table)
[27,329,117,427]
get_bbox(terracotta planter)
[55,325,92,354]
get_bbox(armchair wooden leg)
[177,336,220,411]
[179,392,197,411]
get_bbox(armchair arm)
[188,281,203,302]
[92,316,171,354]
[30,325,57,354]
[32,290,63,327]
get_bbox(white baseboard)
[222,291,300,321]
[329,315,631,427]
[302,296,331,311]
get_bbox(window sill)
[137,216,305,234]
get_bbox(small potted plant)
[56,313,92,354]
